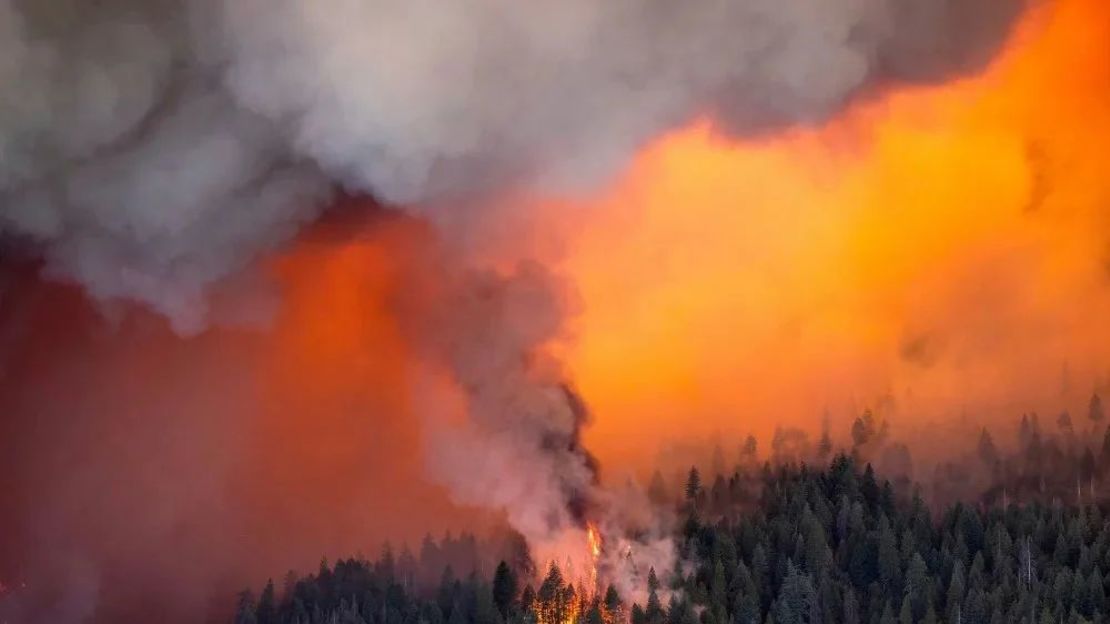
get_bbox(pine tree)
[817,412,833,461]
[1059,410,1074,435]
[711,559,728,609]
[878,601,896,624]
[234,591,258,624]
[646,588,665,624]
[686,467,702,502]
[604,585,622,621]
[1101,428,1110,468]
[904,553,928,620]
[962,585,987,624]
[978,429,999,466]
[631,604,647,624]
[439,566,459,615]
[493,561,518,617]
[877,516,901,590]
[898,596,912,624]
[947,561,966,623]
[842,588,859,624]
[585,602,604,624]
[742,436,758,463]
[732,562,761,624]
[476,584,505,624]
[774,562,815,624]
[1087,568,1105,615]
[537,564,565,624]
[256,579,277,624]
[448,601,468,624]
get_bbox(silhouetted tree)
[685,467,702,502]
[493,561,517,617]
[977,428,998,466]
[256,579,276,624]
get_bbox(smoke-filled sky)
[2,0,1109,622]
[553,0,1110,468]
[2,0,1024,330]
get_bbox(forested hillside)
[235,450,1110,624]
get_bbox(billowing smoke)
[402,260,598,538]
[391,245,681,602]
[1,0,1024,329]
[0,0,1036,621]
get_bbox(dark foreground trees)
[237,455,1110,624]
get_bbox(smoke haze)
[4,0,1109,623]
[548,0,1110,473]
[0,220,492,622]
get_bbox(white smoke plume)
[2,0,1024,329]
[401,258,601,547]
[0,0,1026,618]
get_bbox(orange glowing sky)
[9,3,1110,621]
[543,0,1110,470]
[251,0,1110,508]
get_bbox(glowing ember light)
[586,522,602,594]
[587,523,602,559]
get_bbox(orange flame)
[587,523,602,559]
[586,522,602,593]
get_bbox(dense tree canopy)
[237,447,1110,624]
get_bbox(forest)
[235,395,1110,624]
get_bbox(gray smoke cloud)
[403,259,597,536]
[1,0,1025,330]
[401,256,680,599]
[0,0,1026,617]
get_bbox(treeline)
[936,395,1110,509]
[672,457,1110,624]
[657,394,1110,513]
[236,452,1110,624]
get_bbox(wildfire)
[528,523,608,624]
[587,523,602,559]
[586,522,602,593]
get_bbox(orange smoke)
[15,3,1108,621]
[248,0,1110,510]
[537,0,1110,471]
[238,0,1110,562]
[245,212,503,563]
[0,216,488,623]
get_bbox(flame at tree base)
[529,522,612,624]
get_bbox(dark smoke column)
[403,260,602,550]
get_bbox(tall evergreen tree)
[686,467,702,502]
[493,561,518,617]
[646,569,665,624]
[1090,394,1104,426]
[773,562,815,624]
[256,579,276,624]
[977,429,998,466]
[234,591,258,624]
